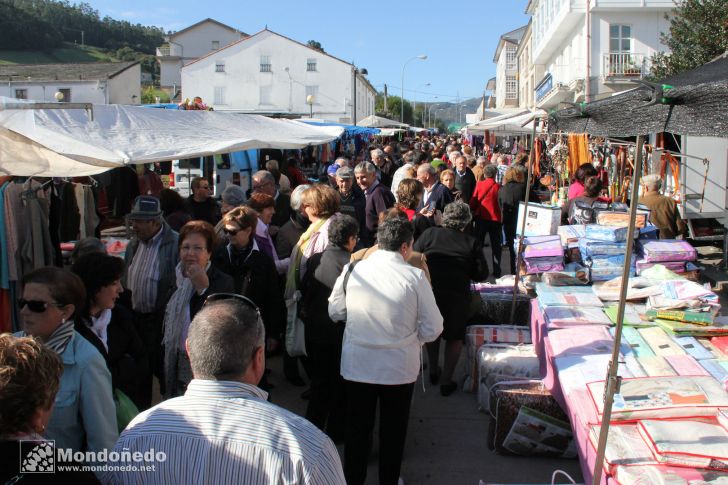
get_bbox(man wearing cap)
[124,195,180,409]
[641,174,686,239]
[354,161,395,247]
[187,177,221,225]
[335,167,366,241]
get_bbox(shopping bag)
[285,291,307,357]
[114,389,139,433]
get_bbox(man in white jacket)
[328,217,443,485]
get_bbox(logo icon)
[19,440,55,473]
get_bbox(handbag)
[114,389,139,433]
[285,290,307,357]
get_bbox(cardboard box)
[516,202,561,236]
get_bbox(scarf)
[19,319,75,355]
[285,217,327,299]
[88,309,112,352]
[162,262,207,398]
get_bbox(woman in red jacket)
[469,164,502,278]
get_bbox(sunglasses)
[204,293,262,317]
[223,227,243,236]
[18,299,65,313]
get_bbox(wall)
[182,30,374,122]
[108,64,141,104]
[0,82,106,103]
[172,22,243,61]
[160,59,184,88]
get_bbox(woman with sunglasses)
[212,206,284,354]
[162,220,234,398]
[17,267,118,457]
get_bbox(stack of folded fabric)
[557,225,585,263]
[636,239,698,276]
[518,235,564,274]
[580,224,636,281]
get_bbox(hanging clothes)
[567,134,589,176]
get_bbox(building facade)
[527,0,672,109]
[493,26,528,110]
[156,18,246,91]
[516,21,545,110]
[181,29,376,123]
[0,62,141,104]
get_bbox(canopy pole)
[591,135,644,485]
[509,119,539,324]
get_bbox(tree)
[649,0,728,79]
[307,40,324,52]
[375,95,413,124]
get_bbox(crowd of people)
[0,133,685,485]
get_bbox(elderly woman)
[470,164,503,278]
[71,253,147,410]
[248,192,289,274]
[212,206,284,352]
[163,221,234,398]
[16,267,118,454]
[299,215,360,439]
[498,166,528,274]
[275,184,312,261]
[414,202,488,396]
[0,334,98,483]
[439,169,460,200]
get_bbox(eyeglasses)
[223,227,243,236]
[180,245,207,254]
[18,299,65,313]
[203,293,264,330]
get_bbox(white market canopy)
[0,101,344,177]
[357,114,409,128]
[465,109,546,134]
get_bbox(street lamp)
[413,82,430,126]
[401,54,427,123]
[306,94,315,118]
[54,91,64,102]
[427,99,438,128]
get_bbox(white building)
[0,62,141,104]
[516,21,545,110]
[493,25,528,110]
[157,18,246,91]
[181,29,376,123]
[527,0,673,109]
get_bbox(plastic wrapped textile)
[664,354,710,376]
[548,325,614,358]
[700,337,728,359]
[471,282,519,294]
[712,337,728,355]
[587,254,636,268]
[613,464,728,485]
[524,260,565,274]
[656,319,728,338]
[638,419,728,470]
[700,359,728,384]
[471,292,533,325]
[501,406,576,458]
[587,376,728,421]
[620,327,656,357]
[672,335,715,360]
[647,309,714,325]
[540,267,590,286]
[558,224,586,248]
[635,260,687,276]
[585,224,631,242]
[477,344,540,412]
[579,239,627,258]
[520,234,564,259]
[534,283,603,307]
[638,327,686,356]
[589,264,637,282]
[487,380,572,456]
[596,211,648,228]
[637,240,698,263]
[636,356,678,376]
[556,354,633,396]
[464,325,532,393]
[543,306,612,328]
[587,424,658,473]
[639,225,659,240]
[661,280,716,301]
[604,303,653,327]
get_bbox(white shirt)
[328,250,443,385]
[106,380,345,485]
[390,163,413,202]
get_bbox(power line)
[369,83,483,100]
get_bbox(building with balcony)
[493,25,528,109]
[157,18,246,91]
[181,29,376,123]
[516,20,546,111]
[527,0,673,110]
[0,62,141,104]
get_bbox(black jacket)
[188,265,235,318]
[212,243,285,338]
[187,196,220,225]
[74,304,147,408]
[338,187,366,238]
[418,181,454,213]
[299,246,350,344]
[455,168,477,204]
[273,192,292,230]
[498,181,527,232]
[363,182,395,246]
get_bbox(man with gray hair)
[252,170,291,232]
[416,163,453,213]
[640,173,686,239]
[355,161,395,246]
[109,297,345,484]
[329,218,442,485]
[370,147,395,188]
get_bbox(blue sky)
[82,0,530,103]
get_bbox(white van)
[170,152,256,198]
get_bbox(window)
[505,76,517,100]
[214,86,226,105]
[260,55,271,72]
[305,85,319,102]
[506,45,517,70]
[215,61,225,73]
[609,24,631,52]
[58,88,71,102]
[307,58,317,72]
[259,85,272,105]
[211,40,220,50]
[14,89,27,100]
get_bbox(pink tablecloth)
[530,299,613,485]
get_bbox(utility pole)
[383,84,388,115]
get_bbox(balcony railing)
[602,52,649,79]
[156,44,182,58]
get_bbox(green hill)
[0,42,119,65]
